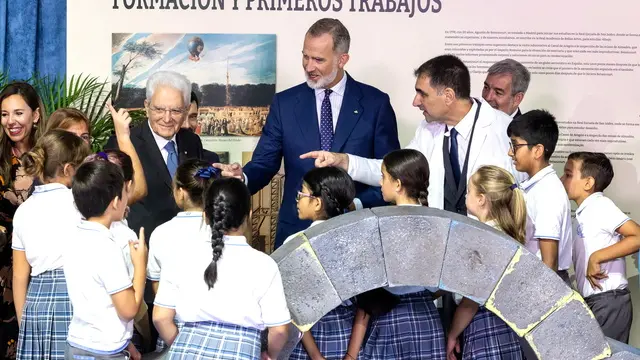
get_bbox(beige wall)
[68,0,640,346]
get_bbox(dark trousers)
[585,288,633,343]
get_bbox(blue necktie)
[449,127,461,185]
[320,89,333,151]
[165,141,178,178]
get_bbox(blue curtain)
[0,0,67,81]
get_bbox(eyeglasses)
[509,142,530,152]
[148,105,186,118]
[296,191,316,201]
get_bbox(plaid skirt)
[17,269,73,360]
[166,321,262,359]
[362,290,446,360]
[155,320,184,352]
[289,303,358,360]
[462,306,523,360]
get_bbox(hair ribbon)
[194,166,220,179]
[96,151,108,160]
[509,183,518,190]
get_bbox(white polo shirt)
[154,235,291,330]
[12,183,81,276]
[147,212,209,281]
[521,165,573,271]
[282,220,324,245]
[574,192,630,298]
[64,221,133,353]
[110,220,137,279]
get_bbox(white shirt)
[154,235,290,330]
[283,219,324,245]
[110,220,137,279]
[521,165,573,271]
[149,121,177,165]
[444,100,477,169]
[12,183,81,276]
[312,72,347,131]
[147,211,209,281]
[510,108,520,118]
[64,221,133,353]
[574,192,630,297]
[347,98,524,211]
[244,74,351,204]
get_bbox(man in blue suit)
[216,18,400,249]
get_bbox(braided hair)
[382,149,430,206]
[302,167,356,219]
[202,177,251,289]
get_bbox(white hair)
[145,71,191,106]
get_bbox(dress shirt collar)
[148,120,177,151]
[313,72,347,98]
[447,99,478,141]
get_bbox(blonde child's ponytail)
[470,165,527,244]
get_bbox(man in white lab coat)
[301,54,523,213]
[301,53,526,341]
[300,54,526,341]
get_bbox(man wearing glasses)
[105,70,205,240]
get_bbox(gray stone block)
[305,209,387,301]
[610,352,640,360]
[277,323,302,360]
[484,248,574,336]
[525,295,611,360]
[439,217,520,304]
[270,234,342,330]
[371,206,450,288]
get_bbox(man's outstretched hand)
[299,151,349,171]
[212,162,245,182]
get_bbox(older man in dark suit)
[481,58,531,119]
[106,71,205,239]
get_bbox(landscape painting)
[111,33,276,137]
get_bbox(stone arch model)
[270,206,640,360]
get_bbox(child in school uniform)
[506,110,573,283]
[83,149,148,354]
[63,159,147,359]
[153,177,290,359]
[146,159,219,352]
[11,130,91,360]
[358,149,446,360]
[287,167,371,360]
[560,152,640,343]
[447,165,526,360]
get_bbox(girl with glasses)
[287,166,370,360]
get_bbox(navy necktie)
[449,127,461,185]
[320,89,334,151]
[164,141,178,179]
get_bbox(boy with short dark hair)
[561,151,640,343]
[506,109,573,283]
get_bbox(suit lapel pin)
[354,110,359,114]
